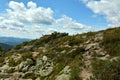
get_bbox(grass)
[92,58,120,80]
[102,27,120,56]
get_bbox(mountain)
[0,43,13,51]
[0,28,120,80]
[0,37,31,46]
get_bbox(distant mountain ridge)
[0,43,13,50]
[0,37,31,46]
[0,37,31,50]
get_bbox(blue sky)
[0,0,119,39]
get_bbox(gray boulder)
[35,56,54,77]
[56,66,71,80]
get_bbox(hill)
[0,43,13,51]
[0,27,120,80]
[0,37,31,46]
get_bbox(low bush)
[92,59,120,80]
[68,37,83,46]
[70,66,81,80]
[102,28,120,56]
[22,52,33,61]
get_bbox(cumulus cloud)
[84,0,120,27]
[55,15,91,34]
[7,1,54,25]
[0,1,92,39]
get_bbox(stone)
[35,56,54,77]
[56,74,70,80]
[0,73,11,78]
[0,63,9,72]
[63,66,71,74]
[42,56,47,62]
[85,43,99,51]
[29,66,36,71]
[36,77,40,80]
[12,72,24,79]
[39,66,53,77]
[56,66,71,80]
[36,58,43,70]
[22,71,35,79]
[26,58,33,65]
[82,35,87,39]
[18,58,33,71]
[22,66,29,72]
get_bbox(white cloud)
[7,1,54,25]
[0,1,92,39]
[55,15,92,34]
[84,0,120,27]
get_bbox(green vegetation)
[70,66,81,80]
[22,52,33,61]
[0,57,4,67]
[102,27,120,56]
[92,59,120,80]
[68,47,85,59]
[0,46,3,52]
[8,58,19,67]
[68,36,83,46]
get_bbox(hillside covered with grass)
[0,27,120,80]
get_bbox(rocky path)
[80,33,109,80]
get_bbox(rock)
[0,63,9,72]
[36,77,40,80]
[85,43,99,51]
[42,56,47,62]
[12,72,24,79]
[0,73,11,78]
[39,66,53,76]
[56,66,71,80]
[39,61,53,77]
[85,40,91,44]
[82,35,87,39]
[36,58,43,70]
[29,66,36,71]
[22,71,35,79]
[26,58,33,65]
[61,50,66,54]
[62,66,71,74]
[22,66,29,72]
[6,67,15,73]
[35,56,54,77]
[18,58,33,71]
[56,74,70,80]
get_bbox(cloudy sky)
[0,0,119,39]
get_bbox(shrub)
[70,66,81,80]
[55,63,65,73]
[14,45,21,50]
[0,57,4,67]
[68,37,83,46]
[22,52,33,61]
[102,28,120,56]
[0,46,3,52]
[8,58,18,67]
[92,59,120,80]
[68,47,85,58]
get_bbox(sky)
[0,0,119,39]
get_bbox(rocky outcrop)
[36,56,54,77]
[56,66,71,80]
